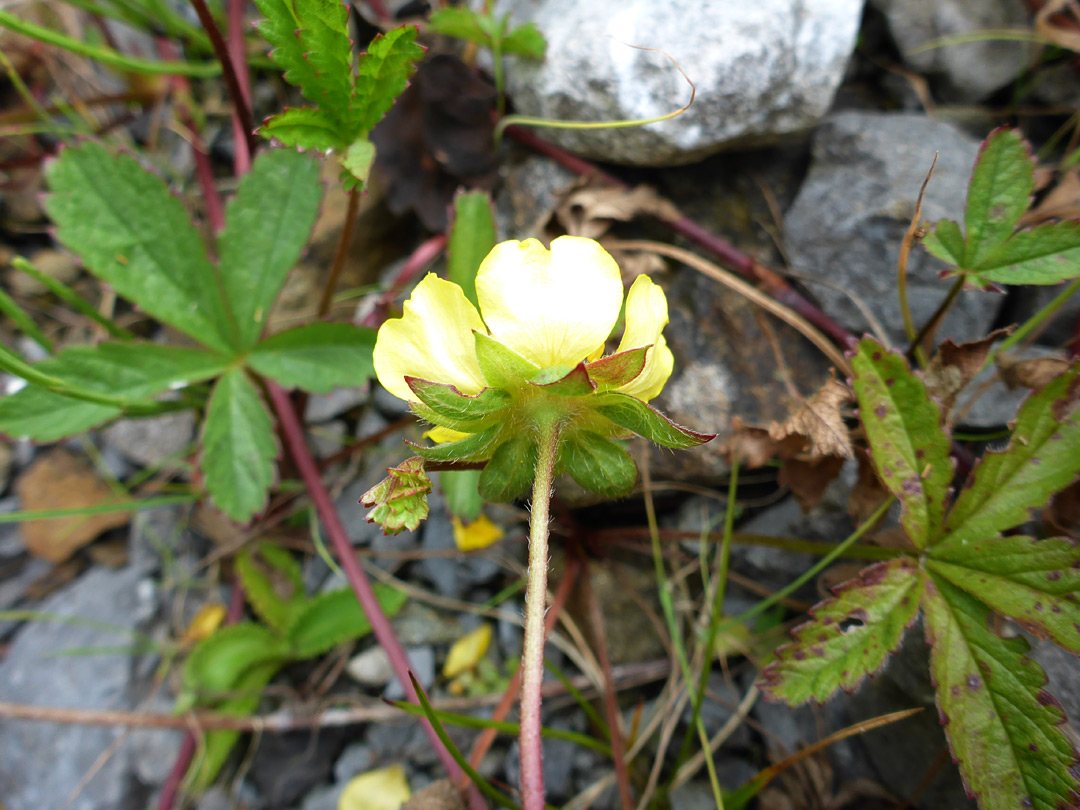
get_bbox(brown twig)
[317,190,361,317]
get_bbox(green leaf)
[253,0,352,125]
[474,332,539,389]
[44,142,234,352]
[922,573,1080,810]
[409,423,503,463]
[439,469,484,522]
[234,544,308,635]
[360,456,433,535]
[973,221,1080,286]
[0,342,229,441]
[560,431,637,498]
[965,128,1035,268]
[586,347,648,391]
[447,190,496,308]
[258,106,346,151]
[593,391,715,449]
[922,218,966,267]
[248,322,377,393]
[218,148,323,349]
[940,365,1080,545]
[928,535,1080,653]
[478,435,538,502]
[502,21,547,59]
[182,622,289,697]
[288,584,408,660]
[427,7,489,46]
[851,338,952,548]
[340,137,376,191]
[200,368,278,523]
[759,558,923,704]
[348,26,425,135]
[530,362,595,396]
[0,286,52,351]
[406,378,510,422]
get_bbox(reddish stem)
[361,233,448,327]
[226,0,252,176]
[364,0,393,23]
[317,190,361,317]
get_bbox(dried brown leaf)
[555,178,682,240]
[924,328,1012,417]
[996,352,1072,390]
[780,455,845,512]
[769,373,854,460]
[1045,479,1080,539]
[847,451,891,530]
[15,448,131,563]
[724,416,780,468]
[400,779,466,810]
[1020,168,1080,226]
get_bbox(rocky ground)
[1,0,1078,809]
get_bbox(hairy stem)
[520,418,562,810]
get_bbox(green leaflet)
[247,322,377,393]
[427,7,547,59]
[928,536,1080,654]
[217,149,324,350]
[439,469,484,522]
[349,26,425,135]
[234,544,308,635]
[593,391,714,449]
[200,368,279,523]
[851,338,952,548]
[478,435,538,502]
[759,559,923,704]
[287,584,408,660]
[939,365,1080,545]
[447,190,497,308]
[964,128,1035,268]
[560,430,638,498]
[340,137,377,190]
[44,142,234,353]
[922,574,1080,810]
[258,106,345,151]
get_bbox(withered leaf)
[924,328,1012,417]
[779,455,845,512]
[554,177,682,240]
[847,451,891,530]
[996,352,1072,390]
[1045,479,1080,539]
[723,416,780,468]
[1020,168,1080,226]
[400,779,466,810]
[769,373,854,460]
[371,54,498,231]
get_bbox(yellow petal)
[443,623,493,678]
[616,274,674,402]
[338,765,410,810]
[423,426,472,444]
[451,513,504,551]
[373,274,488,403]
[476,236,623,369]
[180,602,226,644]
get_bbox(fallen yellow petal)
[180,602,227,644]
[451,513,504,551]
[338,765,410,810]
[443,623,493,678]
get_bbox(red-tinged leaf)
[586,347,648,391]
[851,338,952,548]
[405,377,511,422]
[939,365,1080,546]
[529,361,595,396]
[594,391,714,449]
[928,535,1080,654]
[759,558,923,705]
[922,573,1080,810]
[408,422,502,463]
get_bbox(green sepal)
[530,362,595,396]
[585,347,648,391]
[409,422,503,463]
[474,332,539,389]
[594,391,715,449]
[234,543,307,635]
[478,435,538,502]
[561,430,638,498]
[360,456,433,535]
[406,377,511,422]
[287,583,408,660]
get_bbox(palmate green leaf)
[348,26,424,135]
[288,583,407,660]
[928,536,1080,653]
[427,6,489,45]
[0,342,229,441]
[964,128,1034,268]
[922,574,1080,810]
[851,338,952,548]
[219,149,323,349]
[258,106,347,151]
[200,368,279,523]
[447,190,496,308]
[253,0,352,126]
[234,544,308,635]
[478,435,537,502]
[247,322,377,393]
[972,221,1080,287]
[922,218,966,267]
[502,21,547,59]
[560,430,637,498]
[44,142,234,353]
[759,558,923,704]
[593,391,715,449]
[938,365,1080,546]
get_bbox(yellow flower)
[373,236,674,405]
[452,513,505,551]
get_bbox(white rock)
[346,645,395,687]
[496,0,865,165]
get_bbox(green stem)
[907,277,964,361]
[982,278,1080,372]
[519,418,561,810]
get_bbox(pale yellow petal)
[616,274,674,402]
[476,236,623,369]
[451,513,504,551]
[338,765,410,810]
[443,622,493,677]
[373,273,488,403]
[423,426,472,444]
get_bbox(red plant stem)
[189,0,257,164]
[364,0,393,22]
[226,0,252,176]
[361,233,448,327]
[264,380,473,796]
[503,124,857,350]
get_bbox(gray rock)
[129,694,183,787]
[0,440,12,495]
[248,729,346,808]
[495,0,864,166]
[416,490,501,600]
[384,646,436,701]
[346,645,396,688]
[870,0,1029,100]
[1031,639,1080,733]
[951,346,1065,428]
[0,565,152,810]
[391,601,465,646]
[298,784,340,810]
[304,387,370,423]
[505,715,581,799]
[785,112,1001,346]
[101,409,195,469]
[332,742,375,784]
[494,152,578,240]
